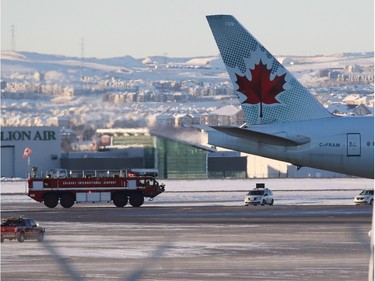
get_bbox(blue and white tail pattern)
[207,15,331,125]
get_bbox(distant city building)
[277,57,295,65]
[208,105,245,126]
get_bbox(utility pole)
[80,37,85,89]
[11,25,16,52]
[81,37,84,61]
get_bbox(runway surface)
[1,197,373,281]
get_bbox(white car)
[244,188,274,206]
[353,189,374,205]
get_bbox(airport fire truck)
[27,169,165,208]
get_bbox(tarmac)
[1,199,373,281]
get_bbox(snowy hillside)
[1,51,226,81]
[0,51,373,148]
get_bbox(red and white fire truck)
[27,169,165,208]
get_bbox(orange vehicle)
[27,169,165,208]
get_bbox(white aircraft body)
[206,15,374,179]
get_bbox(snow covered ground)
[1,178,373,281]
[1,178,373,207]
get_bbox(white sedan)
[353,189,374,205]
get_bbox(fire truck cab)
[27,169,165,208]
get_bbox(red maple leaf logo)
[235,60,286,106]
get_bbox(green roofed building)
[156,138,208,179]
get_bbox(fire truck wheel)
[129,193,144,207]
[112,192,128,207]
[44,193,59,208]
[60,193,75,208]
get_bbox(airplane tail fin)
[207,15,332,125]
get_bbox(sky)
[1,0,374,58]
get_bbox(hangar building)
[1,126,61,178]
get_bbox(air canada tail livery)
[206,15,374,178]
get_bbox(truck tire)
[17,232,25,243]
[37,231,44,242]
[112,192,128,207]
[44,193,59,208]
[129,192,144,207]
[60,193,75,208]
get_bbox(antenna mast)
[81,37,84,60]
[11,25,16,51]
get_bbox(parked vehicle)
[354,189,374,205]
[1,217,45,243]
[244,183,274,206]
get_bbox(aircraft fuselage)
[209,116,374,178]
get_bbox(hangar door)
[347,133,361,156]
[1,146,15,177]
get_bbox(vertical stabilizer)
[207,15,332,125]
